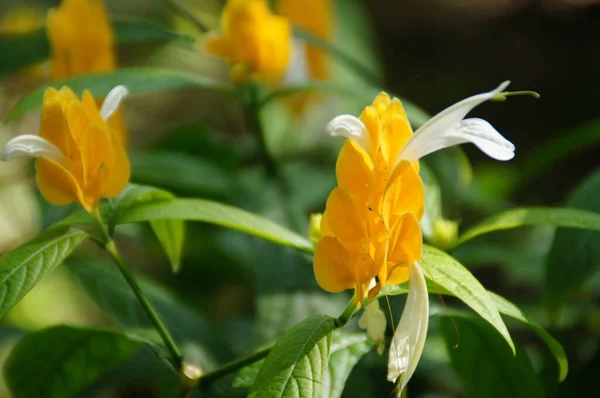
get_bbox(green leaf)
[546,168,600,307]
[488,291,568,382]
[150,219,185,273]
[131,151,233,197]
[420,163,442,240]
[455,207,600,247]
[0,227,88,319]
[321,333,373,398]
[440,314,544,398]
[115,198,314,254]
[67,259,221,367]
[0,19,187,78]
[6,67,234,122]
[4,325,149,398]
[422,245,515,353]
[249,315,336,398]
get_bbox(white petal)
[387,261,429,394]
[0,135,67,165]
[359,299,387,355]
[326,115,370,154]
[399,81,513,162]
[284,39,311,85]
[100,85,129,121]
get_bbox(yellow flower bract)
[47,0,115,80]
[47,0,127,145]
[37,87,130,211]
[276,0,332,81]
[314,93,424,303]
[204,0,291,83]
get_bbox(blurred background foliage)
[0,0,599,397]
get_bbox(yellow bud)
[432,218,459,250]
[309,213,323,247]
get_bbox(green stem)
[198,346,271,390]
[91,209,183,370]
[197,294,360,390]
[245,82,278,177]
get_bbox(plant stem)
[198,346,271,389]
[245,82,278,177]
[197,294,359,390]
[91,209,183,370]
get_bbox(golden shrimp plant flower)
[204,0,291,83]
[314,82,515,392]
[47,0,127,145]
[0,85,130,212]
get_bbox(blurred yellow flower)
[314,93,424,302]
[204,0,291,83]
[277,0,332,81]
[47,0,127,145]
[0,86,130,212]
[47,0,115,80]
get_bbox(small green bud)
[309,213,323,247]
[432,218,459,250]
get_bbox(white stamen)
[0,135,67,166]
[100,85,129,121]
[387,261,429,394]
[398,81,514,163]
[326,115,370,154]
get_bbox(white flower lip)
[0,134,68,166]
[100,85,129,121]
[387,261,429,394]
[398,81,515,163]
[326,115,370,154]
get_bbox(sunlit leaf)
[249,315,335,397]
[4,325,153,398]
[6,67,234,121]
[321,333,373,398]
[488,291,568,382]
[545,168,600,309]
[422,245,515,353]
[0,227,88,318]
[440,314,544,398]
[456,207,600,247]
[115,198,314,254]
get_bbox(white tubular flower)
[100,85,129,121]
[387,261,429,394]
[0,134,67,166]
[398,81,515,163]
[358,299,388,355]
[326,115,370,154]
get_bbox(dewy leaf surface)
[249,314,336,398]
[0,227,88,318]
